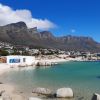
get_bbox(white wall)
[7,55,35,66]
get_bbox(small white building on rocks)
[7,55,35,66]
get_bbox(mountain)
[0,21,100,52]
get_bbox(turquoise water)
[1,61,100,100]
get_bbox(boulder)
[36,61,52,66]
[92,93,100,100]
[29,97,42,100]
[56,88,73,98]
[32,88,52,95]
[0,82,3,84]
[0,90,5,96]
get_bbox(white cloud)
[0,3,56,30]
[70,29,76,33]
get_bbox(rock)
[36,61,52,66]
[32,88,52,95]
[56,88,74,98]
[96,76,100,79]
[0,90,5,96]
[0,82,3,84]
[20,91,23,94]
[78,97,84,100]
[29,97,42,100]
[92,93,100,100]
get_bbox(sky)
[0,0,100,42]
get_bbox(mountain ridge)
[0,21,100,52]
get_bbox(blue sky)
[0,0,100,42]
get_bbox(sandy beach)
[0,57,71,100]
[0,55,85,100]
[0,64,25,100]
[0,83,25,100]
[0,64,10,75]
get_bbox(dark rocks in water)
[96,76,100,79]
[0,90,5,96]
[32,88,52,95]
[92,93,100,100]
[46,93,56,98]
[0,82,3,84]
[92,95,97,100]
[19,91,23,94]
[78,97,84,100]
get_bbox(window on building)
[23,58,26,62]
[9,59,20,63]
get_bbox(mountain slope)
[0,21,100,52]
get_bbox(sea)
[0,61,100,100]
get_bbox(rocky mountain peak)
[3,21,27,30]
[40,31,54,38]
[28,27,38,34]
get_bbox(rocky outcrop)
[0,90,5,96]
[56,88,74,98]
[92,93,100,100]
[32,88,52,95]
[29,97,42,100]
[36,61,52,66]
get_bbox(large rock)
[56,88,74,98]
[36,61,52,66]
[92,93,100,100]
[32,88,52,95]
[0,90,5,96]
[29,97,42,100]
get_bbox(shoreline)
[0,58,70,100]
[0,58,99,100]
[0,64,25,100]
[0,64,11,75]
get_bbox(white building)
[7,55,35,66]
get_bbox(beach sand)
[0,64,26,100]
[0,56,78,100]
[0,83,25,100]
